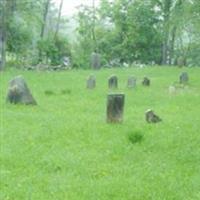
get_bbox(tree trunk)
[0,1,6,71]
[161,0,172,65]
[169,26,177,65]
[38,0,51,62]
[162,35,168,65]
[54,0,64,39]
[92,0,97,51]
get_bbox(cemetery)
[0,0,200,199]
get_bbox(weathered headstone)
[179,72,189,84]
[145,109,161,123]
[127,76,136,88]
[86,75,96,89]
[91,52,101,70]
[168,85,176,95]
[108,75,118,89]
[177,56,186,67]
[107,94,125,123]
[6,75,37,105]
[142,77,150,86]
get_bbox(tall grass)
[0,67,200,200]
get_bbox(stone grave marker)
[142,77,150,86]
[145,109,161,123]
[107,94,125,123]
[127,76,136,88]
[6,75,37,105]
[179,72,189,84]
[90,52,101,70]
[108,75,118,89]
[87,75,96,89]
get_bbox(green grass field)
[1,67,200,200]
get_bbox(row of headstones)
[87,75,150,89]
[87,72,189,89]
[6,72,189,123]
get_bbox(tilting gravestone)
[145,109,161,123]
[6,75,37,105]
[90,52,101,70]
[142,77,150,86]
[179,72,189,84]
[107,94,125,123]
[87,75,96,89]
[127,76,136,88]
[108,75,118,89]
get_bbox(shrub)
[128,131,143,144]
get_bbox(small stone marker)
[145,109,162,123]
[179,72,189,84]
[168,85,176,95]
[107,94,125,123]
[142,77,150,86]
[108,75,118,89]
[91,52,101,70]
[6,75,37,105]
[87,75,96,89]
[127,76,136,88]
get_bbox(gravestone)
[168,85,176,95]
[177,56,186,67]
[108,75,118,89]
[107,94,125,123]
[90,52,101,70]
[6,75,37,105]
[127,76,136,88]
[87,75,96,89]
[179,72,189,84]
[145,109,161,123]
[142,77,150,86]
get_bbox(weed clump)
[128,131,143,144]
[44,90,55,95]
[61,89,71,95]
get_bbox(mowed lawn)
[0,67,200,200]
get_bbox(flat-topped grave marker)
[127,76,136,88]
[107,93,125,123]
[87,75,96,89]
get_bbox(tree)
[54,0,64,39]
[0,0,6,70]
[38,0,51,62]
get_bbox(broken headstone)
[145,109,161,123]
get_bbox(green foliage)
[38,36,71,65]
[2,0,200,68]
[128,131,144,144]
[7,14,32,55]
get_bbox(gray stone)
[179,72,189,84]
[91,52,101,70]
[107,94,125,123]
[127,76,136,88]
[145,109,161,123]
[6,75,37,105]
[177,56,186,67]
[168,85,176,95]
[108,75,118,89]
[87,75,96,89]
